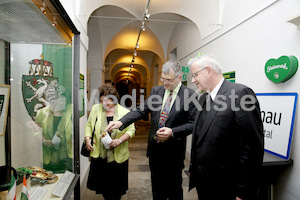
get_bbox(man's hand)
[156,127,173,141]
[105,121,123,132]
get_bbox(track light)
[52,17,57,26]
[40,2,47,14]
[126,0,151,84]
[144,9,150,20]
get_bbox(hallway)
[82,120,198,199]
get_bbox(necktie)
[154,90,173,143]
[201,94,212,124]
[194,93,212,142]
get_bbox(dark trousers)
[148,142,184,200]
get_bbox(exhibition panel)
[0,0,80,199]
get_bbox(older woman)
[85,84,135,200]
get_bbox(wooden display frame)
[0,84,10,136]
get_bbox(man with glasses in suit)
[188,54,264,200]
[105,60,197,200]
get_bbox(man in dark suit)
[105,60,197,200]
[188,54,264,200]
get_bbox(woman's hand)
[43,139,54,148]
[86,138,95,151]
[108,139,122,149]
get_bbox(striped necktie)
[154,90,173,143]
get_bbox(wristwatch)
[119,139,123,144]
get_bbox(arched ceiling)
[114,69,142,84]
[104,21,165,63]
[80,0,221,39]
[105,49,151,85]
[85,1,211,90]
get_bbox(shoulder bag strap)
[90,117,98,146]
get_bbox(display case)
[0,0,80,199]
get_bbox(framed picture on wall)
[0,85,10,136]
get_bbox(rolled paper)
[101,132,112,149]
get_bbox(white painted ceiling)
[87,1,210,84]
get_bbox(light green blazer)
[85,104,135,163]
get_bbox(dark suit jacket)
[189,79,264,200]
[120,84,197,162]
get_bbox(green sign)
[265,55,298,83]
[79,73,84,117]
[181,66,189,80]
[223,71,235,83]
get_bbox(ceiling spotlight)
[52,17,57,26]
[132,58,135,62]
[136,44,140,49]
[134,50,138,56]
[144,9,150,20]
[130,64,133,68]
[40,2,47,14]
[129,73,131,76]
[141,21,146,31]
[144,14,150,20]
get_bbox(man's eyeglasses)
[192,67,206,78]
[160,75,179,83]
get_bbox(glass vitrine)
[0,0,80,199]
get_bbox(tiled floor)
[82,120,198,200]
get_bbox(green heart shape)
[265,55,298,83]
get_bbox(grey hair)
[162,60,183,76]
[187,53,222,74]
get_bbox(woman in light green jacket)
[85,84,135,200]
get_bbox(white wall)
[172,0,300,199]
[168,21,202,61]
[87,17,103,99]
[79,40,89,184]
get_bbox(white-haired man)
[189,54,264,200]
